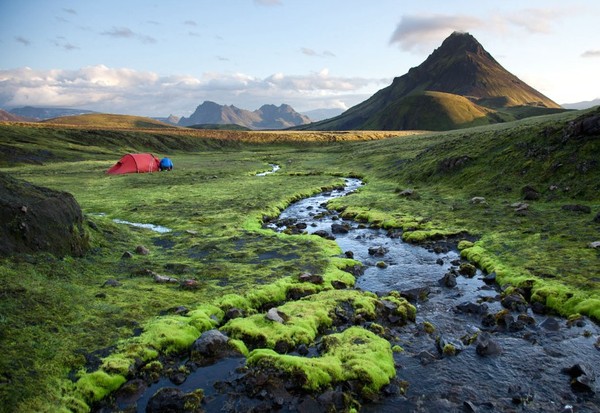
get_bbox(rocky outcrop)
[0,172,88,257]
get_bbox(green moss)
[75,371,126,403]
[423,321,436,334]
[247,326,395,394]
[442,343,456,356]
[223,289,380,349]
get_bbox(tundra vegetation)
[0,107,599,412]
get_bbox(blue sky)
[1,0,599,117]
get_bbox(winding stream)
[121,177,599,412]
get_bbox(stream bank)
[93,178,600,413]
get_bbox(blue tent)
[159,157,173,171]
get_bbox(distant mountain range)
[178,101,311,129]
[301,32,566,131]
[301,108,345,122]
[562,98,600,110]
[8,106,97,120]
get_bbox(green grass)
[0,107,599,411]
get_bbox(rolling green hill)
[42,113,178,129]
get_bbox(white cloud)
[391,9,565,51]
[582,50,600,58]
[0,66,386,116]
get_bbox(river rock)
[417,350,438,365]
[146,387,203,413]
[344,250,354,258]
[313,230,335,240]
[540,317,561,331]
[368,245,388,256]
[439,271,457,288]
[114,379,148,407]
[482,272,497,284]
[501,293,528,312]
[562,363,597,393]
[400,286,431,303]
[331,223,350,234]
[459,263,477,277]
[436,335,464,355]
[456,301,488,315]
[475,332,503,356]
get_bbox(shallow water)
[268,178,600,412]
[130,178,600,412]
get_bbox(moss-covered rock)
[0,172,88,257]
[246,326,395,396]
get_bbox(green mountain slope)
[304,32,564,131]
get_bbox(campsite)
[1,107,599,411]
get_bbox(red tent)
[106,153,160,175]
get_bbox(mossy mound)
[0,172,88,257]
[247,326,395,396]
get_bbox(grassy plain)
[0,108,599,411]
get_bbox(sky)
[1,0,599,117]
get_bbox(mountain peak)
[302,32,562,131]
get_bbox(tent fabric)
[159,157,173,171]
[106,153,161,175]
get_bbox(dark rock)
[170,372,187,385]
[121,251,133,259]
[439,271,457,288]
[297,344,309,356]
[594,212,600,223]
[368,245,388,256]
[331,223,350,234]
[103,279,121,287]
[438,155,471,172]
[313,230,334,240]
[456,302,488,315]
[562,363,596,393]
[475,332,503,356]
[540,317,561,331]
[522,185,541,201]
[450,258,462,266]
[298,272,324,284]
[436,335,464,355]
[114,379,147,407]
[95,292,107,299]
[295,222,307,230]
[436,258,444,265]
[190,329,241,365]
[344,264,364,277]
[531,301,547,315]
[0,172,89,257]
[344,250,354,259]
[463,400,478,412]
[376,261,388,268]
[501,293,528,312]
[146,387,202,413]
[400,286,431,303]
[135,245,149,255]
[331,280,348,289]
[225,307,244,321]
[508,384,534,405]
[563,113,600,139]
[417,350,437,365]
[459,263,477,277]
[482,272,496,284]
[561,204,592,214]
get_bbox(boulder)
[331,223,350,234]
[588,241,600,249]
[368,245,388,257]
[522,185,541,201]
[266,307,288,323]
[298,272,324,284]
[0,172,88,257]
[439,271,457,288]
[501,293,528,312]
[471,197,487,204]
[135,245,149,255]
[313,230,335,240]
[146,387,203,413]
[561,204,591,214]
[475,332,503,356]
